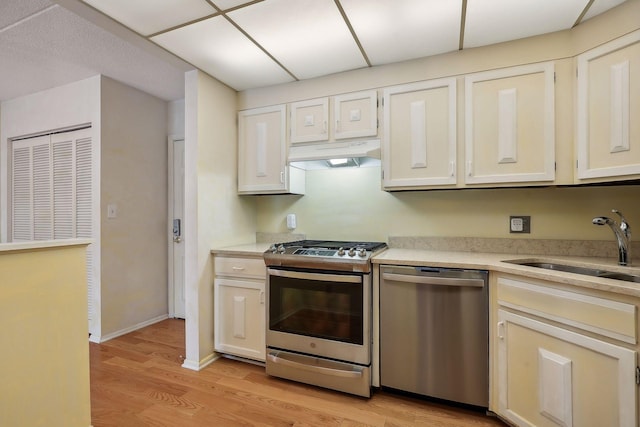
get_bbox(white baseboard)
[182,352,220,371]
[92,314,169,343]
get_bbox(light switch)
[107,203,117,219]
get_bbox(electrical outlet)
[510,215,530,233]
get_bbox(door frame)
[168,134,185,318]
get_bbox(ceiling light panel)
[228,0,367,80]
[151,16,294,91]
[82,0,217,36]
[582,0,627,22]
[341,0,461,65]
[464,0,588,48]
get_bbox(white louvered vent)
[52,139,75,239]
[33,143,52,240]
[12,146,32,241]
[76,137,94,321]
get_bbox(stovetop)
[263,239,388,273]
[277,240,386,250]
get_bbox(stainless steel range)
[263,240,387,397]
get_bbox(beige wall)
[256,166,640,242]
[100,76,169,336]
[242,0,640,246]
[0,242,91,427]
[184,70,255,367]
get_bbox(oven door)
[266,267,371,366]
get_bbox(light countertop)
[0,238,92,253]
[210,242,640,298]
[373,248,640,298]
[211,243,271,257]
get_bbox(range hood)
[288,139,381,169]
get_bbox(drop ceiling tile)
[464,0,587,48]
[210,0,259,11]
[341,0,461,65]
[582,0,627,21]
[82,0,217,36]
[228,0,367,80]
[152,16,294,90]
[0,0,52,29]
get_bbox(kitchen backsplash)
[389,236,639,259]
[256,232,306,243]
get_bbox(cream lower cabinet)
[214,255,266,362]
[493,275,638,427]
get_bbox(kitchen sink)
[504,260,640,283]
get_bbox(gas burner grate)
[278,240,387,251]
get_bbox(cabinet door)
[576,30,640,182]
[214,278,265,362]
[382,78,457,189]
[238,105,288,194]
[334,90,378,140]
[290,97,328,143]
[465,62,555,185]
[497,309,637,427]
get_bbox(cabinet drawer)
[215,256,266,279]
[497,276,636,344]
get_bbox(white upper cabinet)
[290,91,378,145]
[382,79,457,189]
[576,30,640,182]
[464,62,556,185]
[238,104,305,195]
[333,90,378,140]
[290,97,329,144]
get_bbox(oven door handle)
[267,268,362,283]
[267,351,363,379]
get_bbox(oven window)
[269,273,364,345]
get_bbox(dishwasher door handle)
[382,272,485,288]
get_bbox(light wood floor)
[90,319,507,426]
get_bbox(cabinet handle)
[280,171,284,183]
[449,161,455,177]
[466,160,473,177]
[232,266,245,271]
[497,321,505,340]
[260,291,265,304]
[323,120,327,134]
[335,119,340,132]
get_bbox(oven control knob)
[337,247,345,256]
[277,244,286,254]
[358,248,367,257]
[348,247,356,257]
[269,244,277,253]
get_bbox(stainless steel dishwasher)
[380,265,489,408]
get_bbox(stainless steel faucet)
[592,209,631,266]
